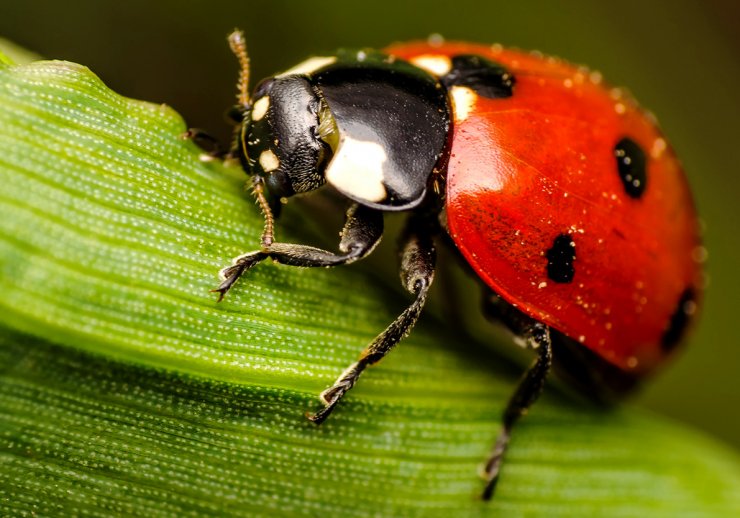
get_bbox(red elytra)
[387,41,704,375]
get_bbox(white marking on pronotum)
[410,54,452,76]
[251,96,270,121]
[450,85,477,122]
[259,149,280,172]
[277,56,337,78]
[325,136,387,203]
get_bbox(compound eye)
[241,101,274,172]
[239,106,272,175]
[242,119,271,172]
[243,118,294,197]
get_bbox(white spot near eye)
[251,96,270,121]
[277,56,337,77]
[325,137,387,203]
[410,54,452,76]
[450,86,477,122]
[259,149,280,172]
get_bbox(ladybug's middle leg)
[482,322,552,500]
[307,215,437,424]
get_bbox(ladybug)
[211,30,703,499]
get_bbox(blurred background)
[2,0,738,448]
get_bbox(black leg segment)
[181,128,227,160]
[482,323,552,500]
[213,203,383,301]
[307,216,437,424]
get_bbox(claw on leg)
[478,323,552,500]
[305,399,339,425]
[306,362,361,425]
[481,428,510,500]
[211,251,267,301]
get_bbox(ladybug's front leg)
[213,201,383,301]
[182,105,246,163]
[181,128,228,161]
[482,323,552,499]
[307,215,437,424]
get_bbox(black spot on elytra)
[615,137,647,198]
[546,234,576,283]
[441,54,515,99]
[661,288,696,353]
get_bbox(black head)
[240,76,336,198]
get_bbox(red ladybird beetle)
[210,31,703,499]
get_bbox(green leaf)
[0,56,738,516]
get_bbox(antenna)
[228,29,251,107]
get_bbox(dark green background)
[2,1,738,448]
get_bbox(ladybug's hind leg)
[308,215,437,424]
[482,322,552,500]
